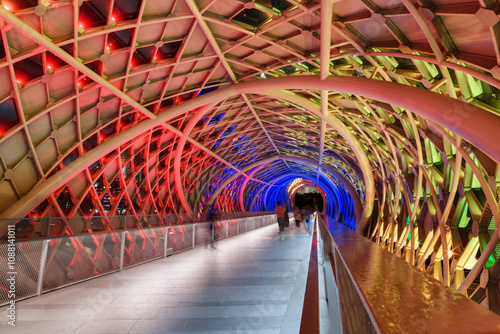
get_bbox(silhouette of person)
[303,205,314,235]
[205,212,217,249]
[275,201,286,233]
[294,207,301,227]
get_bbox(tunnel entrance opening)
[294,187,323,212]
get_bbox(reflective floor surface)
[1,224,312,334]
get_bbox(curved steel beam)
[163,85,372,229]
[260,89,373,232]
[202,155,363,228]
[239,165,264,212]
[2,75,499,230]
[173,103,216,214]
[239,52,500,91]
[0,7,157,120]
[400,0,444,62]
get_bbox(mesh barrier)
[43,235,106,291]
[123,227,165,268]
[49,218,67,236]
[66,217,87,234]
[0,240,43,305]
[0,214,275,305]
[168,224,194,253]
[0,212,275,241]
[194,222,210,247]
[0,219,45,240]
[96,232,122,272]
[248,217,255,231]
[125,216,141,229]
[109,216,124,230]
[239,218,248,233]
[228,220,238,237]
[215,221,226,241]
[88,216,110,232]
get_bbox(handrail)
[0,211,275,242]
[300,213,320,333]
[312,215,500,333]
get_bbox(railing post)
[46,217,51,237]
[37,239,49,296]
[120,230,126,270]
[192,224,196,248]
[164,226,168,258]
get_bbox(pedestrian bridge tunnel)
[3,0,500,313]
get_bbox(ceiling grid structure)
[2,0,500,307]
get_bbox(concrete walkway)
[1,224,312,334]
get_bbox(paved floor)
[1,224,312,334]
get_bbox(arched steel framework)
[247,173,343,221]
[3,75,499,231]
[287,179,327,214]
[202,154,362,228]
[3,0,500,307]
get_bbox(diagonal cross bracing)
[185,0,292,172]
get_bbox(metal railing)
[308,214,500,333]
[0,211,275,241]
[0,213,277,306]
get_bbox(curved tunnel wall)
[251,174,354,227]
[1,72,498,298]
[2,0,500,308]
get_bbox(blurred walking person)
[204,211,217,249]
[275,202,286,233]
[303,205,314,235]
[294,207,302,228]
